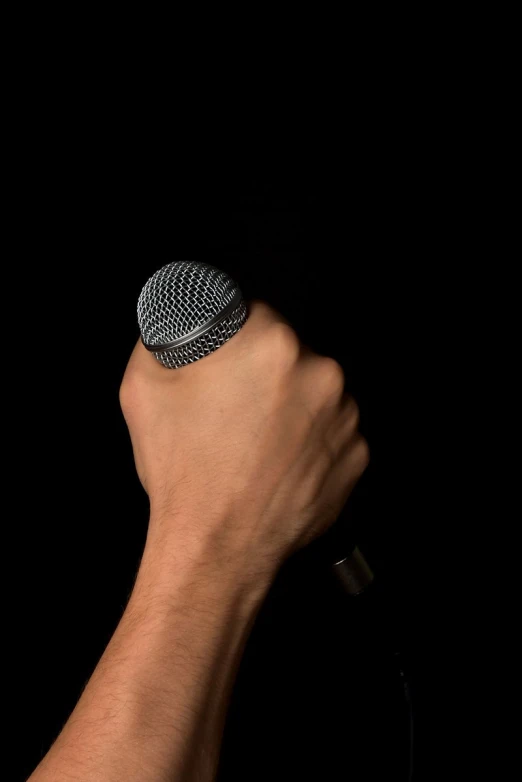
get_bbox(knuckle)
[355,436,370,469]
[266,321,300,364]
[248,299,280,322]
[345,398,360,430]
[320,357,345,398]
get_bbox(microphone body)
[138,261,374,595]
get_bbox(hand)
[120,301,369,580]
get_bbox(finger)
[300,437,370,544]
[327,395,361,453]
[336,434,370,488]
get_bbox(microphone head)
[137,261,248,368]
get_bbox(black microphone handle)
[300,501,374,596]
[332,545,374,596]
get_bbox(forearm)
[30,523,274,782]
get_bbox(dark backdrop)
[15,168,441,780]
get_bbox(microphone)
[137,260,374,596]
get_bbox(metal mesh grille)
[138,261,238,346]
[152,300,247,368]
[137,261,248,368]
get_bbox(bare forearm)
[30,526,273,782]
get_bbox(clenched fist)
[120,301,369,581]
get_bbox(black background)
[14,160,447,780]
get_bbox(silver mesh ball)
[137,261,248,368]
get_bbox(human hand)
[120,301,369,580]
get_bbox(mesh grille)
[137,261,248,368]
[153,300,247,368]
[138,261,238,346]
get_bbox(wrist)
[132,514,278,618]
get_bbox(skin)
[29,301,369,782]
